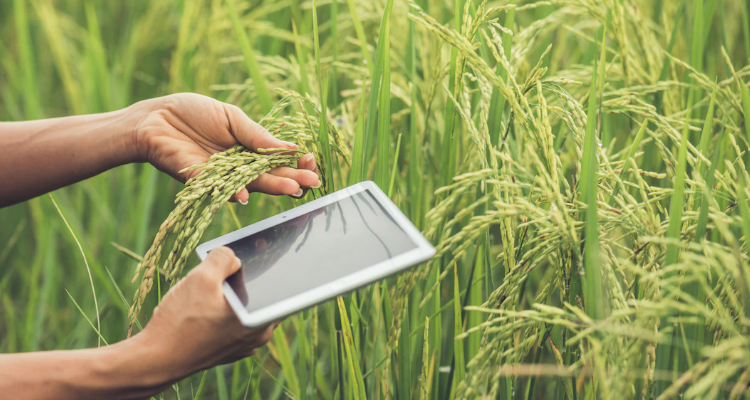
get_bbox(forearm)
[0,104,148,207]
[0,332,180,400]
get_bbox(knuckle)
[226,103,245,118]
[207,246,236,265]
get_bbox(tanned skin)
[0,93,321,399]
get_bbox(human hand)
[129,93,320,202]
[139,246,277,380]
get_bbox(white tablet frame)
[196,181,435,327]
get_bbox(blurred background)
[2,0,750,399]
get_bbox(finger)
[245,174,303,198]
[199,246,241,282]
[268,167,320,188]
[293,153,319,197]
[229,188,250,205]
[223,104,297,152]
[297,153,318,173]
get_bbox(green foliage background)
[2,0,750,398]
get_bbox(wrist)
[121,97,163,164]
[90,331,180,398]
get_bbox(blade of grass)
[110,241,144,262]
[337,297,367,400]
[312,0,322,82]
[439,0,465,187]
[312,1,333,192]
[697,86,717,178]
[695,118,726,243]
[49,193,101,347]
[134,167,158,255]
[487,0,515,150]
[451,264,465,388]
[295,315,310,400]
[467,240,485,361]
[348,79,368,186]
[268,326,301,398]
[683,85,717,383]
[13,0,40,119]
[64,289,108,346]
[291,20,311,96]
[663,0,702,271]
[387,133,402,198]
[225,0,273,113]
[330,0,338,106]
[84,1,111,111]
[193,370,209,400]
[104,265,142,329]
[343,0,372,72]
[734,65,750,148]
[654,0,687,114]
[656,1,704,394]
[741,0,750,59]
[609,119,649,205]
[363,0,394,182]
[406,7,421,225]
[318,78,333,192]
[737,176,750,319]
[375,5,392,189]
[579,20,607,321]
[215,366,229,400]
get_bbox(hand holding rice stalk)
[127,146,300,333]
[128,93,347,335]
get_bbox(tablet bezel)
[195,181,435,327]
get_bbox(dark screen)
[225,190,418,313]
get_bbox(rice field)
[2,0,750,398]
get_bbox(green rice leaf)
[452,264,466,386]
[388,133,402,198]
[344,0,372,72]
[225,0,273,113]
[579,18,607,321]
[364,0,395,175]
[348,79,368,186]
[270,326,301,397]
[375,19,392,190]
[337,297,367,400]
[609,119,649,205]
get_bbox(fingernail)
[281,141,297,149]
[304,155,316,170]
[239,198,248,205]
[235,257,242,266]
[312,180,322,189]
[292,188,304,198]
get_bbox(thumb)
[199,246,241,282]
[223,103,297,152]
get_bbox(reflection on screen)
[225,189,418,313]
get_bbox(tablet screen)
[225,189,418,313]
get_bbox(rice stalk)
[128,95,346,334]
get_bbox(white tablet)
[195,181,435,327]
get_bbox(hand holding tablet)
[196,181,435,327]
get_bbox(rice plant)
[3,0,750,399]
